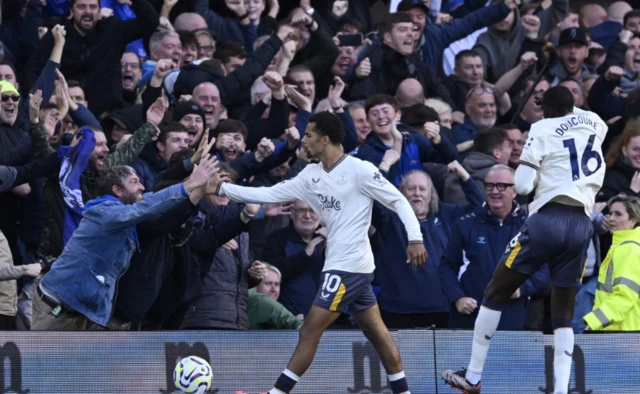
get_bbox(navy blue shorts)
[313,270,377,314]
[502,203,593,287]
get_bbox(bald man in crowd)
[395,79,425,108]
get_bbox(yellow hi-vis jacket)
[583,227,640,331]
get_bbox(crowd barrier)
[0,330,635,393]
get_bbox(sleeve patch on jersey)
[519,160,540,171]
[373,171,387,185]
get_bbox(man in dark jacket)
[439,165,549,330]
[372,160,484,329]
[348,13,455,109]
[25,0,160,117]
[262,200,326,318]
[131,122,189,191]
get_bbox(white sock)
[465,306,502,385]
[553,328,574,394]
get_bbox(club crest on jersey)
[318,194,342,211]
[338,175,347,184]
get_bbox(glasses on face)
[121,62,140,70]
[484,182,514,191]
[198,45,215,52]
[293,208,316,215]
[1,94,19,102]
[466,86,495,101]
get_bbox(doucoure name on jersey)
[554,115,599,136]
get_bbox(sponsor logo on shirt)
[318,194,342,211]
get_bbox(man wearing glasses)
[439,164,549,330]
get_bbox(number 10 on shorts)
[322,273,342,293]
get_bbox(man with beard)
[548,28,596,86]
[31,156,220,330]
[25,0,160,116]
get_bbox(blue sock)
[388,371,410,394]
[270,369,299,394]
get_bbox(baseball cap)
[559,27,588,47]
[397,0,430,15]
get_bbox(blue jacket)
[39,183,189,327]
[451,116,480,147]
[371,178,484,314]
[438,203,549,330]
[353,130,460,187]
[262,223,325,316]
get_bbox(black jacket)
[180,205,257,330]
[173,34,283,108]
[24,0,159,116]
[349,43,456,109]
[597,158,640,203]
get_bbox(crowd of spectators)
[0,0,639,333]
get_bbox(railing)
[0,330,635,393]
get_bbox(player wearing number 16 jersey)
[442,86,608,394]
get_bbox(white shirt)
[516,107,608,217]
[218,155,423,274]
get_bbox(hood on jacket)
[173,63,223,98]
[84,194,122,211]
[101,104,145,143]
[138,142,167,173]
[463,152,500,174]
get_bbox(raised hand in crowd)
[332,0,348,18]
[263,71,285,100]
[267,0,280,18]
[158,16,175,31]
[605,66,624,82]
[519,52,538,71]
[160,0,179,18]
[264,202,294,217]
[184,153,221,192]
[147,97,168,132]
[447,160,471,182]
[255,137,276,162]
[54,79,70,122]
[29,90,44,124]
[38,26,48,40]
[52,24,66,45]
[619,29,634,44]
[521,15,541,39]
[356,57,371,78]
[423,121,442,144]
[276,24,297,44]
[249,261,268,280]
[151,59,174,88]
[285,84,312,112]
[436,13,452,24]
[327,77,346,113]
[99,7,114,19]
[191,131,216,165]
[285,127,300,150]
[504,0,520,10]
[55,69,78,113]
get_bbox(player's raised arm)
[212,169,306,204]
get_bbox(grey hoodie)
[444,152,500,205]
[474,0,568,83]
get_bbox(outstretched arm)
[215,170,306,204]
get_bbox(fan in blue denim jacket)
[31,154,220,330]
